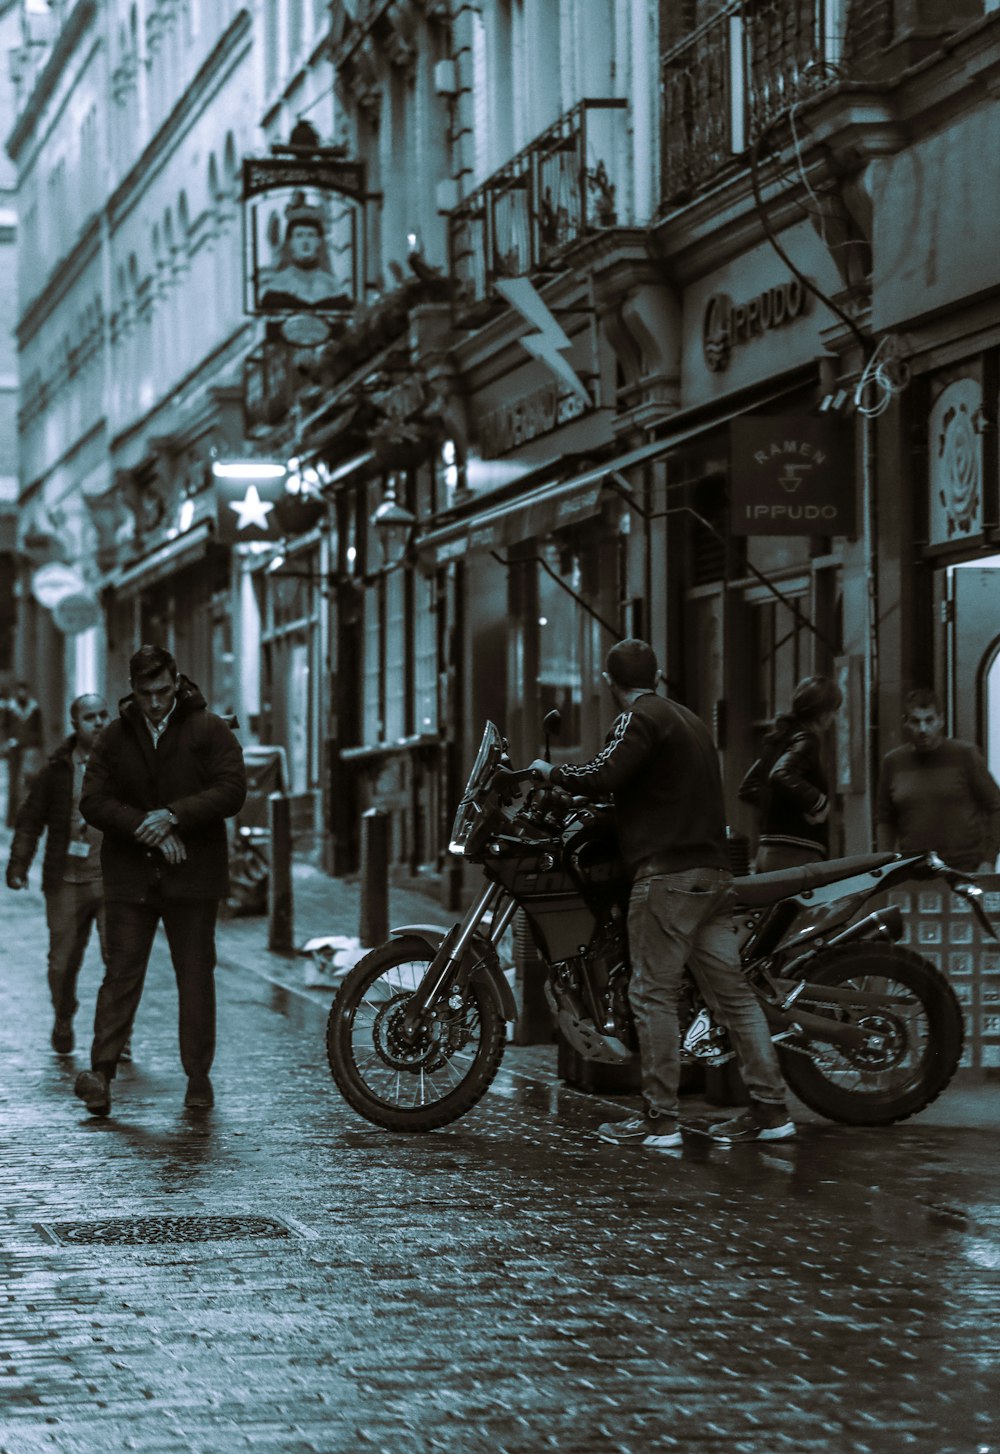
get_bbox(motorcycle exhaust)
[822,906,904,950]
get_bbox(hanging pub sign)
[730,415,854,536]
[242,150,367,344]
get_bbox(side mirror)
[542,708,562,764]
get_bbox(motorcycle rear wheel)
[778,942,964,1126]
[326,935,507,1132]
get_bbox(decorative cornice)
[7,0,97,161]
[108,8,252,229]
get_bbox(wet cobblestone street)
[1,864,999,1454]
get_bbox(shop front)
[645,219,861,848]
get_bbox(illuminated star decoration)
[228,485,275,531]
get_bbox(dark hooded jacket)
[80,676,246,901]
[6,736,80,893]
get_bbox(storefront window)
[537,541,583,753]
[751,594,809,725]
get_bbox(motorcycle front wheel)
[326,935,507,1131]
[779,942,964,1126]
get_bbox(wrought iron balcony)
[661,0,846,206]
[449,99,628,318]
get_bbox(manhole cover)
[36,1214,295,1246]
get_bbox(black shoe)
[184,1074,214,1109]
[698,1105,796,1144]
[51,1019,74,1055]
[74,1069,110,1117]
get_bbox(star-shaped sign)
[228,484,276,531]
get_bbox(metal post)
[359,807,389,947]
[267,792,294,955]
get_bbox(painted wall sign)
[730,415,853,536]
[703,280,810,372]
[928,375,983,545]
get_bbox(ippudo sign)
[730,416,854,536]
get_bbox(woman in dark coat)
[738,675,842,872]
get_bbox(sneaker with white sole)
[700,1106,796,1144]
[597,1114,683,1147]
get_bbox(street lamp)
[370,481,416,570]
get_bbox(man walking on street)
[5,680,44,827]
[877,688,1000,873]
[530,639,794,1147]
[6,694,111,1055]
[74,646,246,1116]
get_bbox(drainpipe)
[862,407,879,851]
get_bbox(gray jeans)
[45,878,108,1021]
[627,866,788,1121]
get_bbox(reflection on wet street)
[1,880,998,1454]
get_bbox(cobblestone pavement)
[1,849,999,1454]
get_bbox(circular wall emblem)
[31,562,86,609]
[703,292,732,372]
[930,377,982,538]
[52,592,101,635]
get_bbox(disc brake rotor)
[370,990,478,1075]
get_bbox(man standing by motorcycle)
[530,638,794,1147]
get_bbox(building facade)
[9,0,1000,947]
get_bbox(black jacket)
[551,692,730,872]
[6,737,79,893]
[81,676,246,901]
[738,729,830,854]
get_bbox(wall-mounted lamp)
[370,482,417,570]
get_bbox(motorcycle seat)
[733,852,901,907]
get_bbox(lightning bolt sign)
[494,277,591,409]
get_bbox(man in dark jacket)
[530,639,793,1147]
[6,694,111,1054]
[4,680,44,826]
[74,645,246,1116]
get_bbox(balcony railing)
[449,99,628,318]
[661,0,846,205]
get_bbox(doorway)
[947,555,1000,779]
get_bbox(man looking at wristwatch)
[74,645,246,1117]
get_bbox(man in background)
[6,694,111,1055]
[877,687,1000,873]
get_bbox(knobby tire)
[326,936,507,1132]
[778,942,964,1126]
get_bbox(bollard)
[359,807,389,947]
[267,792,294,954]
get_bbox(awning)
[418,468,608,567]
[109,520,214,595]
[416,372,814,567]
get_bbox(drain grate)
[36,1214,295,1246]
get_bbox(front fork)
[400,883,516,1036]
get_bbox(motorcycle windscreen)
[449,721,503,853]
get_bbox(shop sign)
[478,383,588,458]
[703,280,810,373]
[242,151,367,341]
[730,416,853,536]
[244,343,295,434]
[215,476,287,545]
[52,591,101,635]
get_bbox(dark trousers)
[45,878,108,1021]
[91,890,219,1080]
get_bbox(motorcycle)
[325,718,988,1133]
